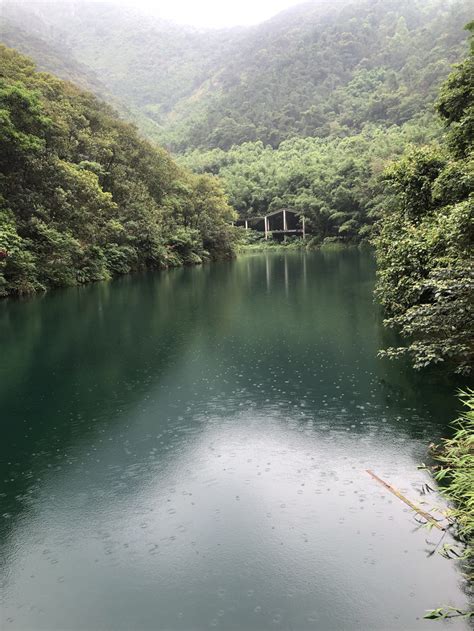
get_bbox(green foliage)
[156,0,472,151]
[1,0,471,150]
[437,22,474,159]
[382,147,447,220]
[180,121,441,242]
[0,82,49,155]
[373,27,473,374]
[424,606,473,620]
[238,228,306,251]
[170,5,471,246]
[434,390,474,565]
[0,46,236,297]
[0,206,40,295]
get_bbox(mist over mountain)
[1,0,471,151]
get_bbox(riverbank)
[0,249,238,300]
[237,234,366,253]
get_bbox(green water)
[0,250,469,630]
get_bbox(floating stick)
[366,469,445,530]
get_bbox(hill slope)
[1,0,471,150]
[0,45,236,297]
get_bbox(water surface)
[0,250,469,630]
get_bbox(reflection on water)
[0,250,469,630]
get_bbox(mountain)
[1,0,471,242]
[0,1,242,133]
[0,16,105,94]
[1,0,471,150]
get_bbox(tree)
[0,46,236,297]
[373,24,473,374]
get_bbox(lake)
[0,249,470,630]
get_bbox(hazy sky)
[106,0,309,28]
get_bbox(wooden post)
[283,209,287,232]
[264,216,268,240]
[302,215,306,240]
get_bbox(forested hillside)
[1,0,471,149]
[0,46,236,298]
[163,0,472,151]
[0,0,472,248]
[176,0,472,239]
[1,0,471,241]
[0,0,242,141]
[0,16,105,95]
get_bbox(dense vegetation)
[373,23,473,375]
[180,119,440,242]
[1,0,471,150]
[159,0,472,151]
[170,0,471,239]
[0,46,236,298]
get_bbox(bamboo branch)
[366,470,445,530]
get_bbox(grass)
[424,389,473,620]
[236,229,307,252]
[434,390,474,562]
